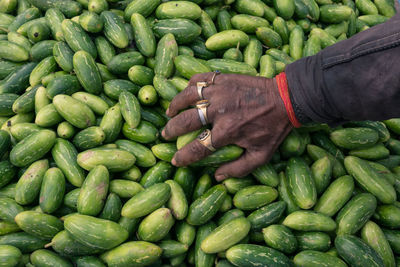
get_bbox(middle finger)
[162,105,216,140]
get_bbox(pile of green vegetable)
[0,0,398,266]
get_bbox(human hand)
[162,72,293,182]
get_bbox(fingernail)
[171,158,177,166]
[161,129,166,137]
[215,174,227,182]
[166,108,170,115]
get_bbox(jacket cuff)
[275,72,302,128]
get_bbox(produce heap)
[0,0,399,266]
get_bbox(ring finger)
[172,128,224,167]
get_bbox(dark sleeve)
[285,12,400,125]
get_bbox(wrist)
[275,72,302,128]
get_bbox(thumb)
[214,151,267,182]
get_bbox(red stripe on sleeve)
[276,72,302,128]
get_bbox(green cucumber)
[195,222,216,267]
[349,142,389,159]
[128,65,154,86]
[107,51,145,75]
[187,185,227,225]
[39,168,65,214]
[335,235,384,267]
[336,193,377,235]
[99,193,122,222]
[137,208,175,242]
[14,159,48,205]
[46,75,81,99]
[29,56,56,86]
[311,156,332,195]
[200,10,217,39]
[320,4,353,23]
[57,121,75,140]
[100,11,128,49]
[262,225,297,254]
[122,121,159,144]
[289,25,304,60]
[71,92,108,115]
[109,179,143,198]
[235,0,265,17]
[274,0,295,19]
[45,8,65,41]
[130,13,156,57]
[30,40,57,62]
[231,14,270,34]
[165,180,188,220]
[64,214,128,250]
[247,201,286,230]
[226,244,292,266]
[30,249,72,267]
[119,90,141,128]
[330,127,379,149]
[153,19,202,45]
[233,185,278,210]
[73,50,102,95]
[201,217,251,254]
[296,232,331,251]
[95,36,115,65]
[344,156,396,204]
[77,165,109,216]
[15,211,63,240]
[373,205,400,229]
[103,79,140,100]
[10,130,56,167]
[53,94,96,129]
[174,55,211,80]
[51,138,87,187]
[259,55,276,78]
[0,245,21,267]
[35,103,63,127]
[100,241,162,267]
[0,63,36,94]
[282,210,336,232]
[293,250,348,267]
[0,197,24,223]
[139,161,173,188]
[61,19,97,58]
[0,232,47,253]
[361,221,395,267]
[8,7,40,32]
[115,139,156,167]
[138,86,158,106]
[121,182,171,218]
[77,148,135,172]
[124,0,161,21]
[153,75,179,101]
[0,161,16,189]
[79,11,103,33]
[205,30,249,51]
[286,157,317,209]
[27,21,51,43]
[314,175,354,217]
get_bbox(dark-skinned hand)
[161,73,293,182]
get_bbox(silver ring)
[197,82,208,100]
[196,100,209,126]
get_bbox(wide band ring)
[196,100,209,126]
[198,129,216,152]
[197,82,208,100]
